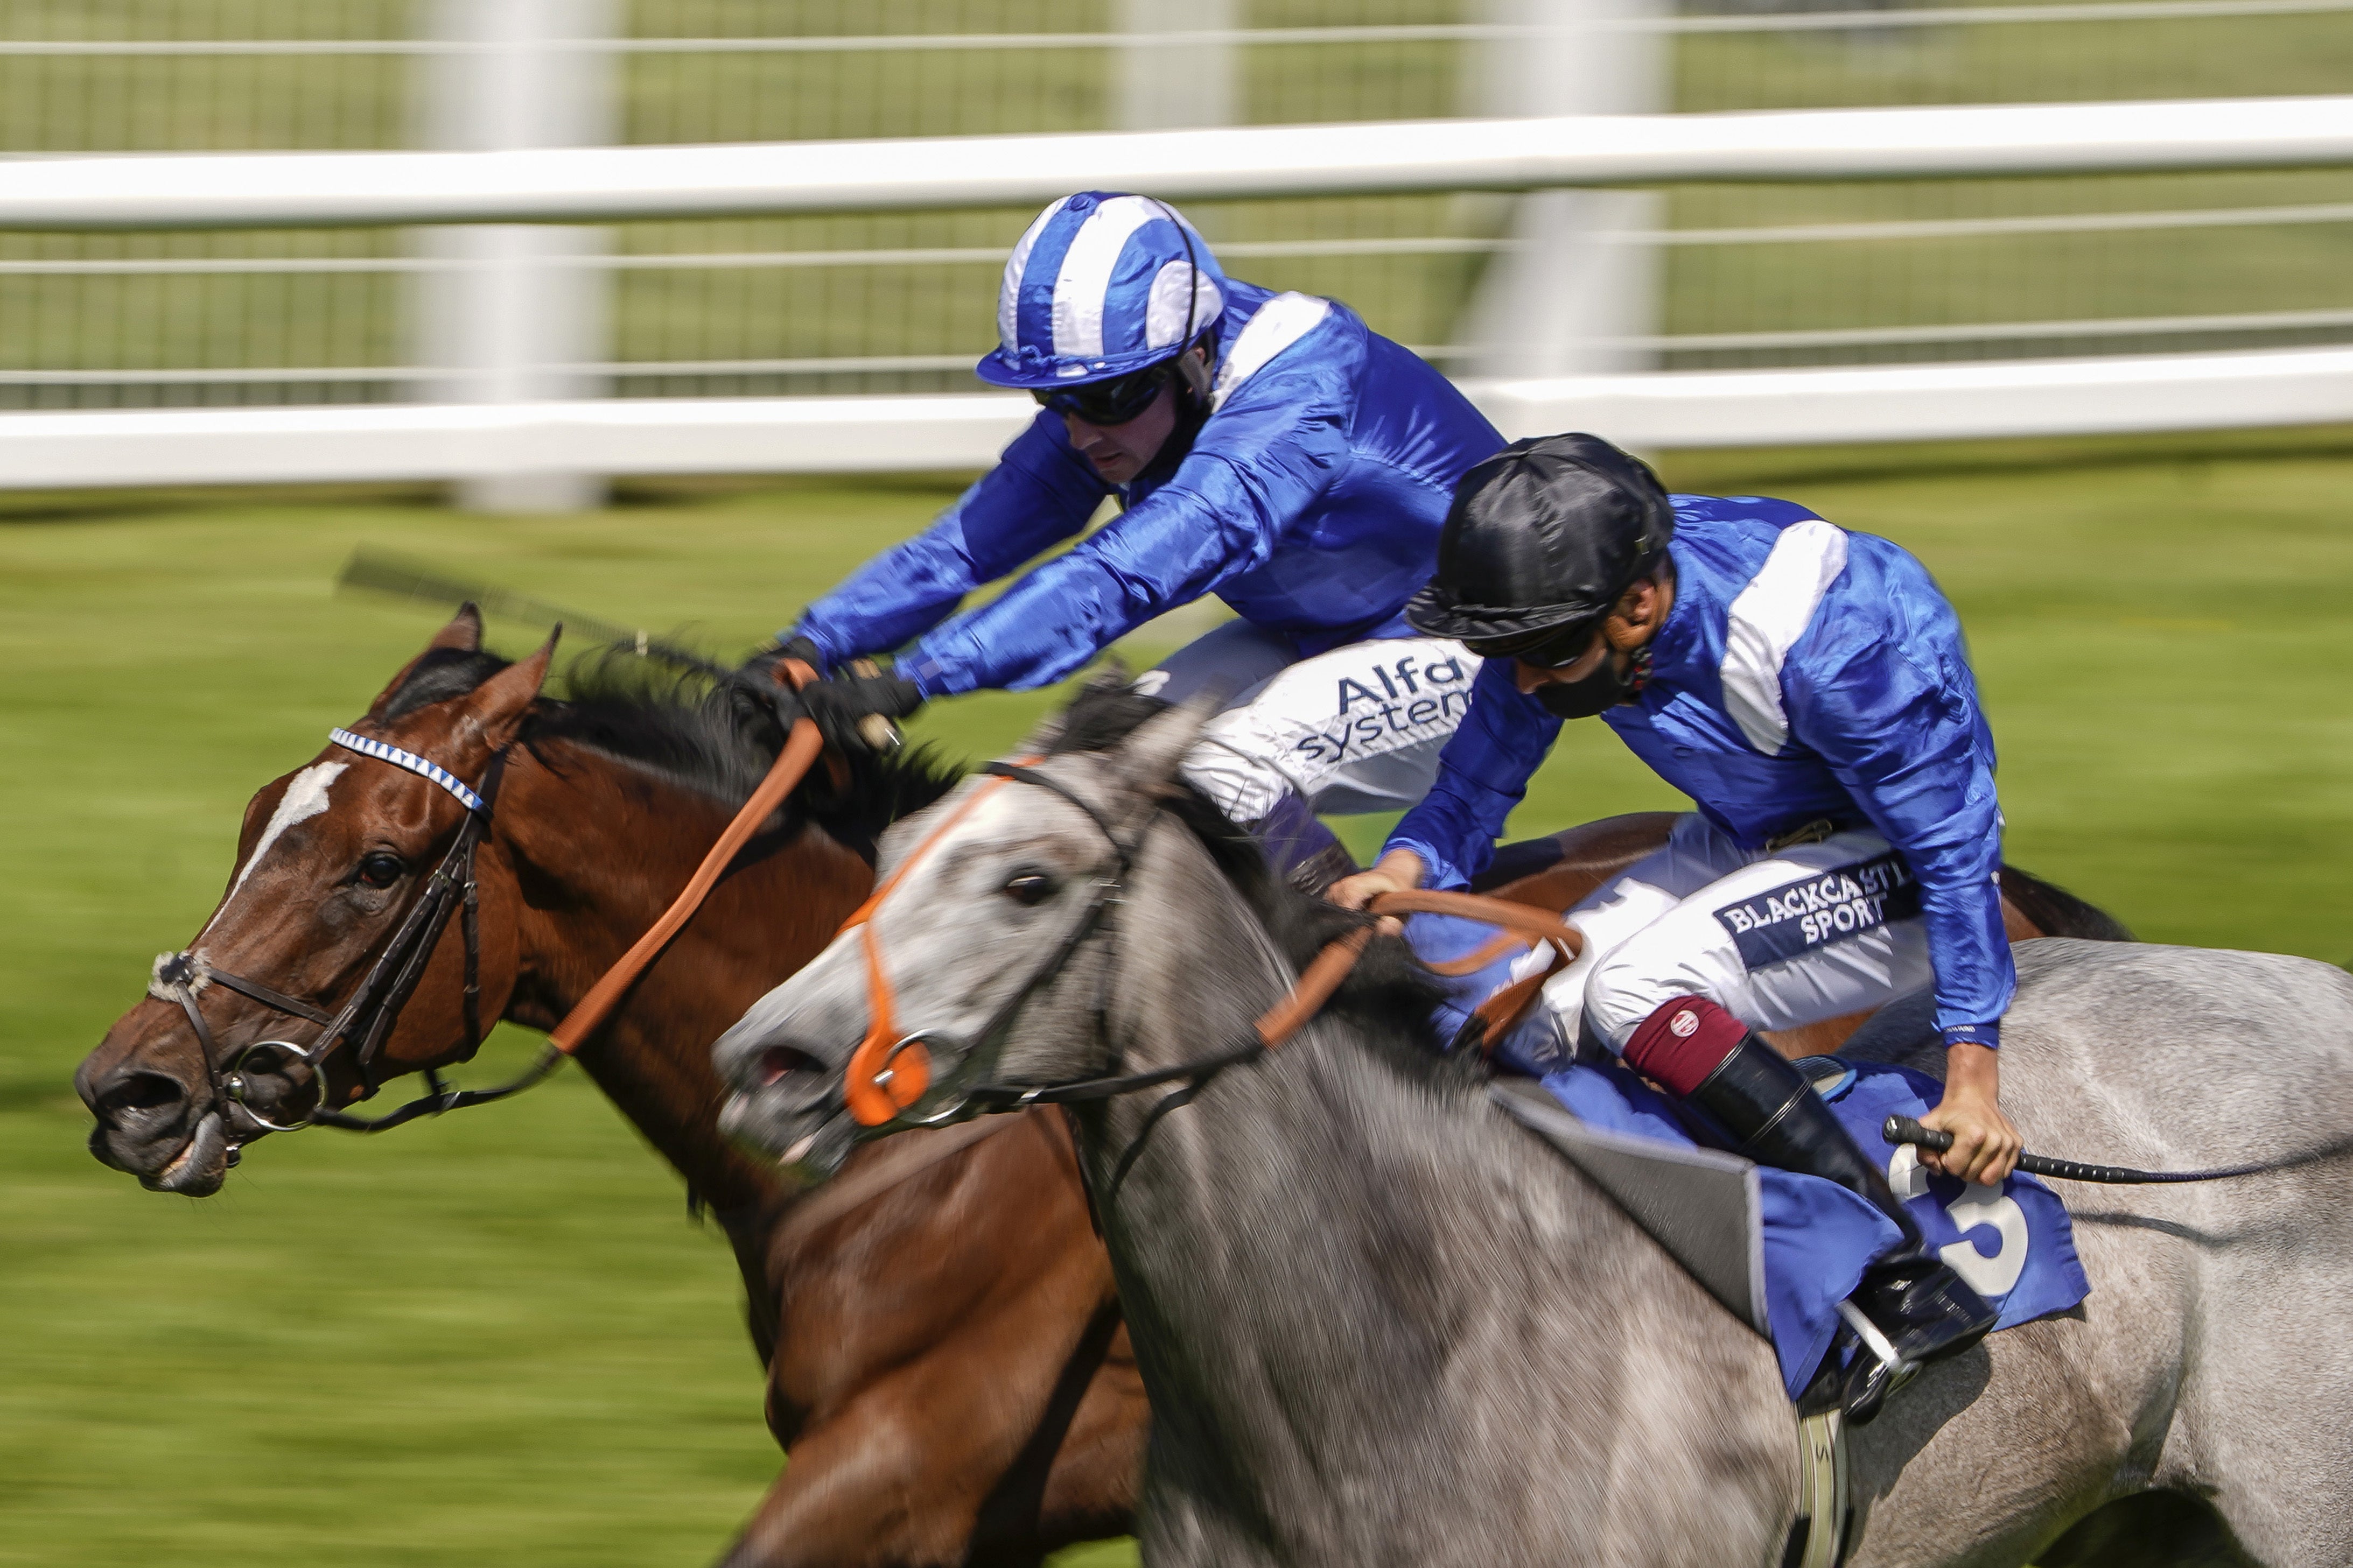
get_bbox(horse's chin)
[719,1087,857,1182]
[139,1110,233,1197]
[784,1117,860,1185]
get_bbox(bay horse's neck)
[495,738,876,1214]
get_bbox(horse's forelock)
[377,646,514,721]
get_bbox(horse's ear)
[432,603,485,652]
[1115,692,1216,793]
[458,626,559,753]
[1014,667,1131,756]
[364,602,487,716]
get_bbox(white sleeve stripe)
[1719,518,1850,756]
[1210,292,1333,411]
[1049,195,1160,361]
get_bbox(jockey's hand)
[1327,848,1426,932]
[802,662,923,754]
[1920,1042,2022,1186]
[728,636,825,738]
[737,635,824,688]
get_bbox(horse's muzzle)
[718,1045,859,1179]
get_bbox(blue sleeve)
[898,354,1355,695]
[791,410,1107,669]
[1783,556,2014,1042]
[1384,658,1562,890]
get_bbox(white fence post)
[1116,0,1238,131]
[412,0,616,513]
[1463,0,1665,379]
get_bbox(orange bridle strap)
[838,761,1044,1127]
[546,660,828,1056]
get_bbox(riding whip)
[1882,1115,2326,1185]
[335,547,732,679]
[337,547,904,749]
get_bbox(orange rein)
[1364,889,1582,1050]
[831,777,1587,1126]
[545,660,828,1056]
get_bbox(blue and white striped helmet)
[975,192,1228,390]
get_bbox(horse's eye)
[1001,870,1059,907]
[356,852,405,890]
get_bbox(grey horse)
[713,687,2353,1568]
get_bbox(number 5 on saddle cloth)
[1411,913,2089,1402]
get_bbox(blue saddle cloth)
[1407,911,2092,1398]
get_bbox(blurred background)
[2,3,2349,1565]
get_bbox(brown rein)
[545,661,827,1056]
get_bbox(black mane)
[1998,864,2135,943]
[379,644,964,855]
[1046,680,1471,1094]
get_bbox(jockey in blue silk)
[771,190,1504,890]
[1329,433,2020,1422]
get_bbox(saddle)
[1493,1039,2089,1568]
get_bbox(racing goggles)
[1461,617,1601,670]
[1031,361,1174,427]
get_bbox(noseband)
[151,729,554,1148]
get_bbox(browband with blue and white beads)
[328,728,486,813]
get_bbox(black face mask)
[1535,645,1651,720]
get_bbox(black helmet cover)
[1406,432,1675,655]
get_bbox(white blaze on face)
[201,760,348,933]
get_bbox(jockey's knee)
[1582,927,1723,1056]
[1178,741,1287,825]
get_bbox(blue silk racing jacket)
[1386,497,2015,1042]
[790,281,1504,695]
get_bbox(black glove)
[724,635,823,744]
[739,634,823,687]
[801,662,923,754]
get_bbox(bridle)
[150,728,556,1152]
[833,757,1523,1134]
[150,678,831,1157]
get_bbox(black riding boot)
[1687,1032,1997,1424]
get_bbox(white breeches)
[1136,620,1480,824]
[1530,813,1938,1056]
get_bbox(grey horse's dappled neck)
[715,681,2353,1568]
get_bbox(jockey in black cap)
[1332,432,2018,1421]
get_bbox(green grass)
[4,433,2351,1564]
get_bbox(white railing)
[0,96,2348,495]
[8,100,2350,226]
[3,2,2351,500]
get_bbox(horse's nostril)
[758,1045,826,1087]
[94,1070,187,1123]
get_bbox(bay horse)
[74,608,1142,1568]
[717,688,2353,1568]
[73,611,2119,1566]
